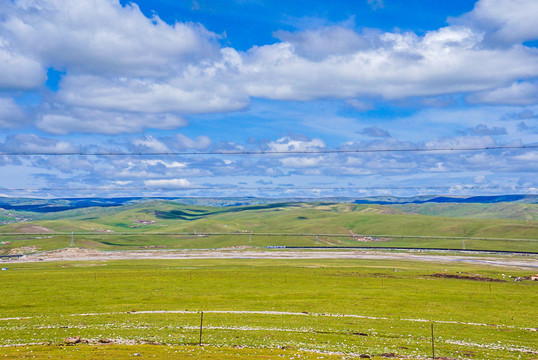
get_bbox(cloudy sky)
[0,0,537,198]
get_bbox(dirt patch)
[8,246,37,255]
[373,273,396,278]
[12,248,538,270]
[34,247,103,260]
[14,225,54,233]
[63,337,161,346]
[429,273,506,282]
[348,231,388,242]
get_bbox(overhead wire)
[0,144,536,157]
[0,231,535,242]
[0,185,535,191]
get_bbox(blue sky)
[0,0,537,198]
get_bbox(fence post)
[199,311,204,346]
[431,322,435,359]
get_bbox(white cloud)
[0,97,27,128]
[2,0,219,77]
[56,72,248,114]
[464,124,507,136]
[1,0,538,136]
[280,156,324,168]
[141,160,186,169]
[144,178,192,187]
[367,0,384,10]
[132,136,170,153]
[0,39,45,89]
[0,134,77,153]
[425,136,497,150]
[453,0,538,45]
[241,26,538,101]
[175,134,211,150]
[358,126,391,138]
[37,108,187,135]
[345,99,374,112]
[467,81,538,105]
[268,137,326,152]
[274,26,371,60]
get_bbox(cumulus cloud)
[367,0,384,10]
[274,26,371,60]
[144,178,192,187]
[345,99,374,111]
[242,26,538,101]
[37,108,187,135]
[453,0,538,45]
[280,156,324,168]
[463,124,507,136]
[0,97,27,128]
[268,137,326,152]
[175,134,211,150]
[2,0,219,77]
[358,126,391,138]
[0,134,77,153]
[1,0,538,136]
[131,136,170,153]
[502,109,538,121]
[425,135,497,150]
[140,160,186,169]
[467,81,538,105]
[0,39,45,89]
[56,72,249,114]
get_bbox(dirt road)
[7,247,538,269]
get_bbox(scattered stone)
[280,345,297,350]
[64,336,81,344]
[429,273,505,282]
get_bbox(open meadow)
[1,202,538,254]
[1,256,537,359]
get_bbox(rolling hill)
[1,200,537,254]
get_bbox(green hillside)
[1,201,537,253]
[394,202,538,221]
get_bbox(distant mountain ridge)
[353,194,537,205]
[0,194,536,213]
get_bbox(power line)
[1,232,535,242]
[1,185,535,191]
[0,144,536,157]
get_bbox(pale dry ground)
[6,247,538,269]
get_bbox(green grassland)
[0,258,536,359]
[1,201,537,253]
[393,202,538,221]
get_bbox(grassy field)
[393,202,538,221]
[1,201,537,254]
[0,257,536,359]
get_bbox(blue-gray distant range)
[0,195,536,213]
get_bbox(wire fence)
[0,310,535,359]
